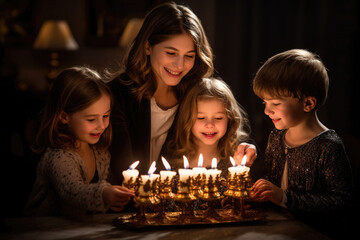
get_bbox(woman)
[107,2,256,184]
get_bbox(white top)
[150,97,178,165]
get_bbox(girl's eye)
[215,118,223,120]
[197,117,205,120]
[103,115,109,118]
[87,119,95,122]
[185,54,195,59]
[166,52,176,56]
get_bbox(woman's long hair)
[109,1,214,102]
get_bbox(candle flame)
[198,154,203,168]
[241,155,247,166]
[161,156,171,171]
[183,155,189,169]
[229,156,237,167]
[211,158,217,169]
[148,161,156,175]
[129,160,139,170]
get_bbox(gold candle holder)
[198,174,223,220]
[190,174,203,197]
[157,176,175,220]
[133,175,160,223]
[122,177,137,191]
[228,171,252,219]
[175,178,197,223]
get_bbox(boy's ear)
[303,97,317,112]
[144,41,151,55]
[59,111,69,124]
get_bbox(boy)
[251,49,354,238]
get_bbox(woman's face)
[146,33,196,88]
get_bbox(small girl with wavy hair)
[162,77,252,172]
[24,66,134,216]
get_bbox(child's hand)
[251,179,283,205]
[103,185,135,212]
[233,143,257,167]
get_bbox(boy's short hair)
[253,49,329,109]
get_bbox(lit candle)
[228,156,241,178]
[122,160,139,184]
[160,157,176,181]
[239,155,250,174]
[179,156,193,181]
[192,153,207,178]
[139,161,156,196]
[205,158,221,182]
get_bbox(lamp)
[34,20,78,80]
[119,18,143,48]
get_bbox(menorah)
[115,164,263,227]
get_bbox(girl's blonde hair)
[32,66,112,153]
[165,78,250,166]
[110,1,214,102]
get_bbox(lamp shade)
[119,18,143,47]
[34,20,78,50]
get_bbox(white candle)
[204,158,221,182]
[122,160,139,183]
[160,157,177,181]
[179,156,193,180]
[228,156,241,178]
[138,161,157,196]
[192,153,207,178]
[238,165,250,174]
[150,173,160,182]
[139,175,150,196]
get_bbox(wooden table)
[1,207,330,240]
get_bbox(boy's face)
[262,95,306,130]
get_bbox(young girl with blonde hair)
[24,66,134,216]
[162,77,252,171]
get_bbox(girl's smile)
[192,98,228,147]
[202,132,218,138]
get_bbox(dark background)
[1,0,359,218]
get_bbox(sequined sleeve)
[264,129,354,215]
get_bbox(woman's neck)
[153,83,177,110]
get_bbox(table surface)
[1,207,330,240]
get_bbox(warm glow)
[229,156,237,167]
[211,158,217,169]
[161,157,171,171]
[148,161,156,175]
[129,160,139,170]
[241,155,247,166]
[198,154,203,168]
[183,155,189,169]
[33,20,78,50]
